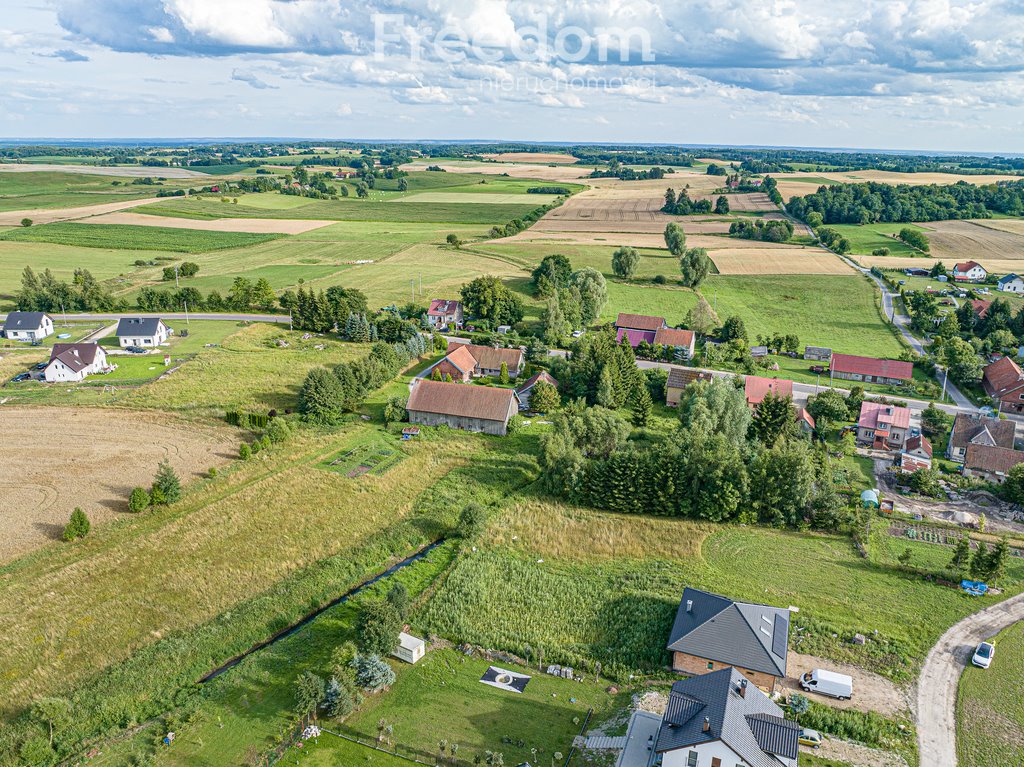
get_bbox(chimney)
[739,680,747,699]
[686,599,693,613]
[702,717,710,733]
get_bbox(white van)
[800,669,853,700]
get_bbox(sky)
[3,0,1024,152]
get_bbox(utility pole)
[941,368,948,402]
[60,302,68,328]
[411,280,415,304]
[175,264,180,289]
[183,299,190,326]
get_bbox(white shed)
[392,632,425,665]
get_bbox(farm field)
[394,191,560,205]
[957,616,1024,767]
[401,159,593,182]
[0,163,209,179]
[774,170,1024,202]
[0,221,283,252]
[708,246,853,275]
[81,211,336,234]
[482,151,578,163]
[0,406,239,562]
[0,169,184,215]
[828,223,927,257]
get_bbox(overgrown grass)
[0,222,283,253]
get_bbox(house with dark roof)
[615,313,667,347]
[432,343,524,381]
[856,401,911,450]
[982,356,1024,414]
[2,311,53,342]
[515,370,558,410]
[43,343,109,383]
[665,368,714,407]
[116,317,171,348]
[803,346,832,362]
[947,413,1016,462]
[998,274,1024,294]
[953,261,987,283]
[830,353,913,386]
[426,299,463,329]
[667,587,789,693]
[406,380,518,436]
[964,444,1024,484]
[743,376,793,408]
[653,327,696,360]
[654,668,799,767]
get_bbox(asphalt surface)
[916,591,1024,767]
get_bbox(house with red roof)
[830,353,913,386]
[952,261,987,283]
[971,300,993,320]
[982,356,1024,414]
[796,408,816,435]
[615,313,667,347]
[856,401,911,450]
[431,343,524,382]
[653,327,696,359]
[744,376,793,408]
[898,435,933,472]
[426,299,463,329]
[964,444,1024,484]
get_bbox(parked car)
[125,346,148,354]
[798,729,823,749]
[800,669,853,700]
[809,365,826,374]
[33,361,48,370]
[11,372,31,382]
[972,642,995,669]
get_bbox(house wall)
[1000,280,1024,294]
[833,371,906,386]
[671,652,778,693]
[964,467,1009,484]
[666,385,684,407]
[661,739,747,767]
[408,410,510,436]
[997,393,1024,415]
[856,427,905,448]
[433,358,471,382]
[44,361,85,383]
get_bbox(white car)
[972,642,995,669]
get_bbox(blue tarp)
[961,579,988,596]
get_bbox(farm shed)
[830,353,913,386]
[803,346,832,362]
[1,311,53,342]
[392,632,425,664]
[665,367,714,407]
[615,313,667,347]
[407,380,518,436]
[666,587,789,694]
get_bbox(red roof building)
[830,353,913,385]
[615,313,667,347]
[653,327,696,359]
[426,299,463,329]
[952,261,987,282]
[744,376,793,407]
[982,356,1024,414]
[856,401,911,450]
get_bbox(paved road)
[1,312,290,324]
[917,591,1024,767]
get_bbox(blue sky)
[3,0,1024,152]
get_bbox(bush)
[63,508,90,541]
[250,439,261,454]
[653,274,667,285]
[506,414,525,435]
[128,487,150,513]
[152,460,181,505]
[351,654,395,692]
[207,467,218,478]
[260,435,271,451]
[458,503,488,539]
[239,443,252,460]
[265,417,292,443]
[356,600,402,657]
[20,218,32,227]
[383,396,408,425]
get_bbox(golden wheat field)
[710,247,854,275]
[776,170,1023,201]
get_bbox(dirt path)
[917,591,1024,767]
[783,652,911,717]
[0,195,164,226]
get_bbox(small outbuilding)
[392,632,425,665]
[861,489,880,509]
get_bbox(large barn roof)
[407,380,515,423]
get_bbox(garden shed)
[392,632,425,665]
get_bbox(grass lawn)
[957,617,1024,767]
[0,321,103,350]
[830,224,929,258]
[0,222,284,253]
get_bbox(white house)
[426,299,463,329]
[2,312,53,342]
[116,317,172,347]
[44,343,109,383]
[953,261,987,283]
[998,274,1024,294]
[391,632,425,664]
[655,668,799,767]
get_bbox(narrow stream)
[199,539,446,683]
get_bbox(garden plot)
[324,440,406,477]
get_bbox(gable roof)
[516,370,558,393]
[971,300,993,319]
[654,327,695,348]
[667,367,714,390]
[830,353,913,381]
[744,376,793,405]
[427,299,462,317]
[667,587,789,678]
[48,343,104,372]
[116,317,166,337]
[3,311,50,331]
[615,313,666,331]
[950,414,1015,451]
[955,260,984,272]
[449,342,524,372]
[983,356,1024,397]
[998,273,1023,285]
[441,344,477,374]
[904,435,933,458]
[858,400,911,431]
[407,380,516,423]
[797,408,816,430]
[965,444,1024,476]
[655,668,798,767]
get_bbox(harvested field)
[720,192,777,212]
[859,255,1024,274]
[393,192,560,205]
[401,160,591,182]
[918,219,1024,262]
[776,170,1023,201]
[710,247,854,275]
[0,195,163,226]
[482,152,577,164]
[80,211,335,234]
[0,163,208,179]
[0,406,238,562]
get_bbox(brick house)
[432,343,524,381]
[856,401,911,450]
[947,413,1015,462]
[406,380,518,436]
[665,367,714,407]
[982,356,1024,414]
[667,587,789,694]
[615,313,667,347]
[830,353,913,386]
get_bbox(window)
[687,752,698,767]
[711,759,721,767]
[706,661,714,670]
